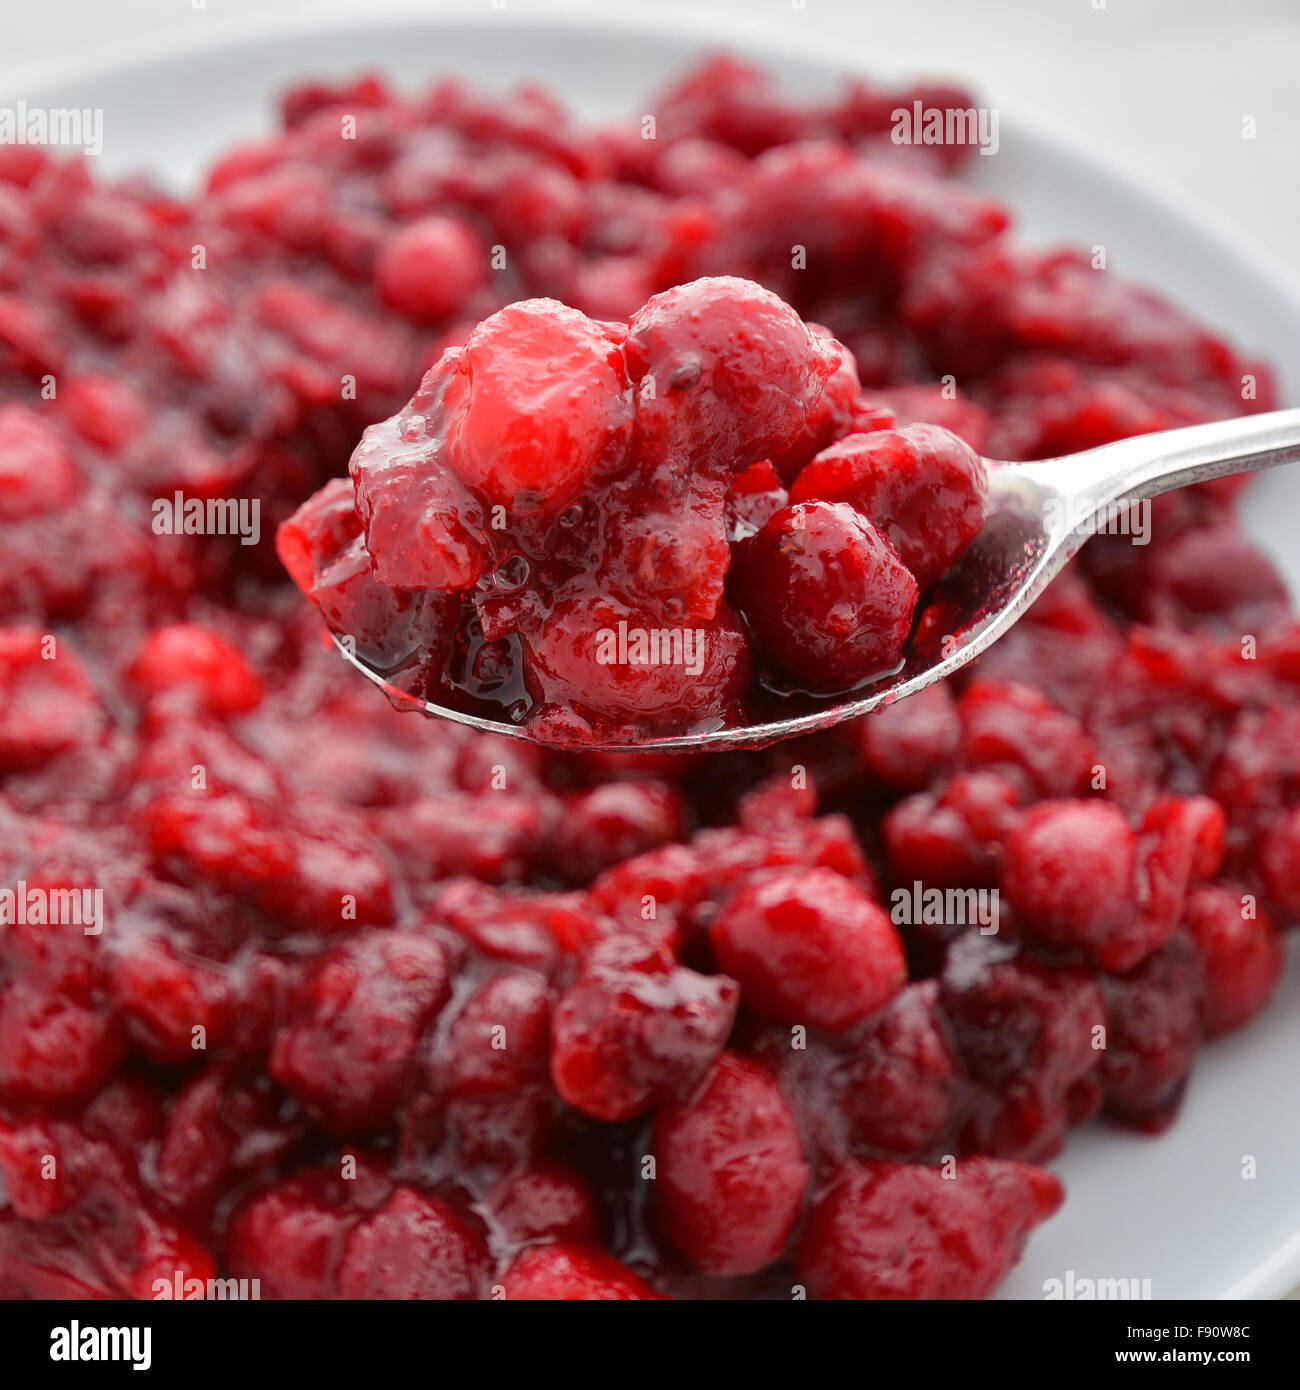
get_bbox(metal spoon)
[332,406,1300,753]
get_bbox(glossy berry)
[624,275,838,469]
[709,866,906,1031]
[796,1158,1064,1300]
[653,1051,808,1275]
[128,623,264,716]
[731,501,919,693]
[499,1243,665,1301]
[270,931,451,1133]
[521,587,751,740]
[550,935,739,1121]
[1002,801,1137,967]
[790,423,987,589]
[446,299,632,516]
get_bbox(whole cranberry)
[226,1163,390,1299]
[1002,800,1138,968]
[128,623,264,717]
[653,1051,808,1275]
[522,586,751,738]
[372,215,488,324]
[624,275,837,469]
[1182,884,1283,1036]
[546,781,685,885]
[437,969,551,1099]
[957,681,1095,800]
[347,372,493,592]
[852,682,961,794]
[337,1188,489,1300]
[0,627,102,771]
[270,931,452,1133]
[838,981,960,1158]
[790,423,987,589]
[446,299,632,517]
[884,770,1022,894]
[709,866,906,1032]
[731,500,919,693]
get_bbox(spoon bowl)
[334,406,1300,752]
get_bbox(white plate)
[4,8,1299,1301]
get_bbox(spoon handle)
[1053,405,1300,504]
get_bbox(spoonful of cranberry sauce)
[277,276,1300,751]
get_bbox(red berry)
[550,934,738,1121]
[624,275,838,469]
[885,771,1022,895]
[790,424,987,589]
[547,782,685,885]
[0,404,79,520]
[852,681,961,793]
[128,623,264,716]
[0,628,102,771]
[654,1051,808,1274]
[838,981,960,1158]
[1098,933,1204,1132]
[226,1164,388,1299]
[709,866,906,1031]
[446,299,633,516]
[521,586,751,740]
[1003,800,1138,968]
[731,500,918,692]
[373,215,488,324]
[499,1243,665,1300]
[271,931,451,1133]
[941,937,1105,1161]
[1182,884,1283,1036]
[796,1158,1063,1300]
[337,1188,488,1300]
[958,681,1095,799]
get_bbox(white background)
[3,0,1298,271]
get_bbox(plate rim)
[3,2,1300,330]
